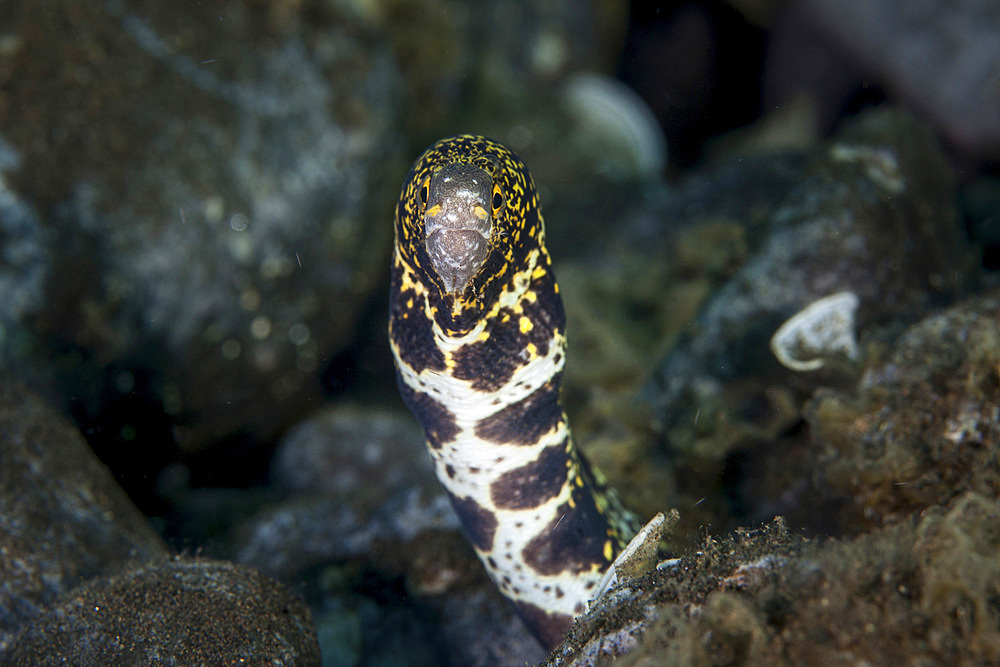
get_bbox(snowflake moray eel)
[389,135,660,648]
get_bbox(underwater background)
[2,1,1000,664]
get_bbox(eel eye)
[419,178,430,208]
[491,184,504,215]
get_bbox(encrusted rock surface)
[541,248,1000,666]
[546,493,1000,666]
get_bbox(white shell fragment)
[770,291,861,372]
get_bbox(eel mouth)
[426,229,489,294]
[423,162,494,294]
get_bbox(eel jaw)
[424,162,494,294]
[426,229,489,294]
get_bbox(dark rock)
[0,140,47,362]
[0,380,167,652]
[801,0,1000,160]
[961,176,1000,274]
[233,403,543,665]
[437,589,548,665]
[0,380,318,663]
[551,152,807,526]
[5,558,319,666]
[272,403,438,500]
[235,404,454,579]
[764,1,1000,162]
[1,0,406,462]
[639,109,968,527]
[762,2,886,138]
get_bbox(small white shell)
[770,291,860,372]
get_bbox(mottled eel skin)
[388,135,640,648]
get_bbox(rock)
[234,404,455,579]
[0,380,167,653]
[539,258,1000,663]
[638,109,968,528]
[5,558,320,666]
[233,404,544,665]
[550,151,807,524]
[1,0,405,472]
[801,0,1000,160]
[550,108,969,536]
[961,175,1000,275]
[808,289,1000,528]
[272,403,439,501]
[543,519,801,666]
[437,589,549,666]
[0,139,47,362]
[763,1,1000,162]
[545,493,1000,665]
[0,379,316,663]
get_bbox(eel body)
[388,135,639,648]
